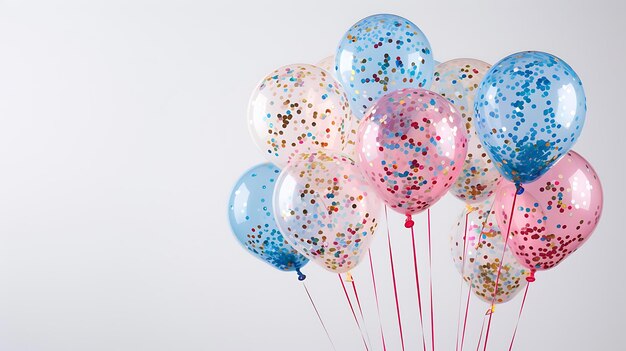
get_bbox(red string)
[368,250,387,351]
[427,208,435,351]
[508,283,531,351]
[351,280,365,322]
[339,274,370,351]
[459,287,471,351]
[455,212,470,351]
[303,282,337,351]
[475,309,492,351]
[351,278,372,347]
[409,222,427,351]
[483,191,519,351]
[385,206,406,351]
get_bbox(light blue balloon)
[335,14,434,119]
[474,51,586,185]
[228,163,308,278]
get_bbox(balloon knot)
[515,184,525,195]
[404,215,414,228]
[345,271,354,282]
[466,204,475,213]
[526,270,536,283]
[296,268,306,281]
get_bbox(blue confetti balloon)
[474,51,586,184]
[228,163,308,275]
[335,14,434,118]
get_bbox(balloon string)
[508,283,531,351]
[483,191,519,351]
[368,250,387,351]
[339,274,370,351]
[455,286,464,351]
[460,285,472,351]
[385,206,406,351]
[455,212,470,351]
[351,278,372,348]
[409,222,427,351]
[475,309,492,351]
[427,208,435,351]
[303,282,337,351]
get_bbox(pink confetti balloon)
[248,64,353,167]
[494,151,603,273]
[273,150,381,273]
[357,88,468,217]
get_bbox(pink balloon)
[494,151,603,273]
[357,89,467,218]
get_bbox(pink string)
[461,201,495,351]
[303,282,337,351]
[483,191,519,351]
[351,278,372,347]
[508,283,531,351]
[368,250,387,351]
[460,288,471,351]
[455,212,470,351]
[427,209,435,351]
[339,274,369,351]
[385,206,406,351]
[475,309,492,351]
[408,219,427,351]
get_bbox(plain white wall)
[0,0,624,350]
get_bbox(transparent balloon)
[228,163,309,276]
[494,151,603,273]
[248,64,353,167]
[357,88,467,217]
[314,55,359,160]
[432,59,502,203]
[474,51,586,184]
[335,14,434,119]
[315,55,336,77]
[273,151,381,273]
[450,199,529,304]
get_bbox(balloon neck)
[345,271,354,282]
[465,204,475,213]
[404,214,414,228]
[296,268,306,281]
[487,305,495,315]
[515,183,525,195]
[526,270,536,283]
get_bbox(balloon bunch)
[228,12,603,330]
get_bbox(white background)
[0,0,624,350]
